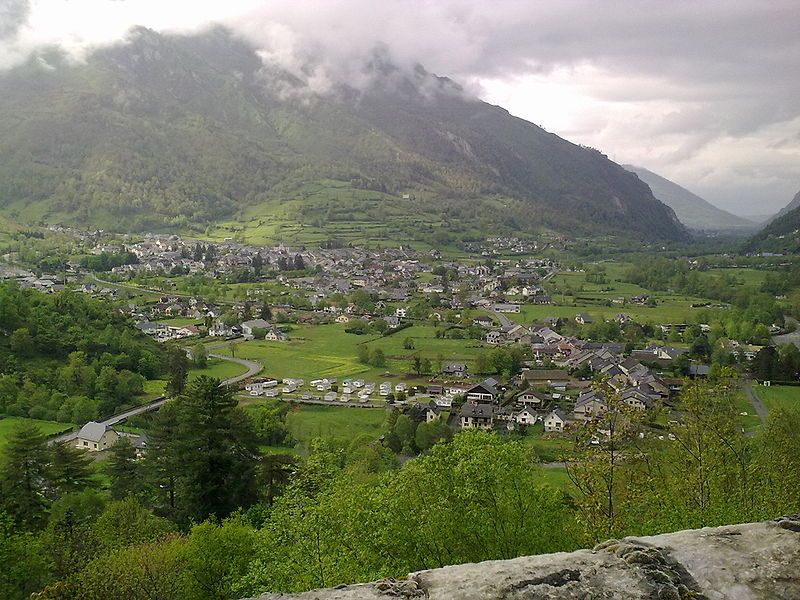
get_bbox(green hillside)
[744,189,800,252]
[0,27,688,243]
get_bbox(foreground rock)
[246,516,800,600]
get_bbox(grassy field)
[0,417,73,454]
[144,357,250,396]
[733,392,763,432]
[754,385,800,414]
[516,262,730,326]
[284,404,387,443]
[228,323,489,383]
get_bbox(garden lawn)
[754,385,800,414]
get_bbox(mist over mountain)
[622,165,756,233]
[0,26,688,242]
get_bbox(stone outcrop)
[245,516,800,600]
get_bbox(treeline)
[78,252,138,272]
[0,283,165,423]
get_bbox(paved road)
[51,352,263,445]
[489,310,513,327]
[209,353,263,384]
[743,377,768,424]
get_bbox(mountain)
[0,27,688,243]
[623,165,755,232]
[744,189,800,252]
[768,190,800,223]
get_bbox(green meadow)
[0,417,73,455]
[754,385,800,414]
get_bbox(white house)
[75,422,119,451]
[515,408,538,425]
[543,408,567,432]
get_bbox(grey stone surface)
[246,516,800,600]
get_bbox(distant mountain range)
[0,27,688,243]
[622,166,756,233]
[744,189,800,252]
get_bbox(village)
[7,228,777,456]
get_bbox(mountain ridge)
[0,26,689,243]
[622,165,755,232]
[744,188,800,252]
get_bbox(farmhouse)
[442,363,468,378]
[75,422,120,451]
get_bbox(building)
[459,403,494,430]
[75,422,119,451]
[543,408,567,432]
[442,363,468,378]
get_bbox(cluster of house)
[412,329,694,435]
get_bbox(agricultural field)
[754,385,800,414]
[704,268,768,288]
[284,404,388,444]
[228,323,491,383]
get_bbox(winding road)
[50,350,262,445]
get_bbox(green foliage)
[239,432,578,594]
[146,377,261,524]
[104,438,146,500]
[0,283,165,423]
[0,511,51,600]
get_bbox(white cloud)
[1,0,798,213]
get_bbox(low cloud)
[0,0,797,212]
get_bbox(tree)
[414,420,453,452]
[0,512,51,600]
[191,343,209,369]
[370,348,386,367]
[356,344,370,364]
[420,357,432,375]
[566,383,643,541]
[165,346,189,397]
[0,423,52,529]
[9,328,34,357]
[410,353,423,376]
[105,438,145,500]
[49,442,97,500]
[181,519,257,600]
[150,377,261,524]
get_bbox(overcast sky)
[2,0,798,217]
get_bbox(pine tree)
[105,438,144,500]
[49,443,96,500]
[165,346,189,397]
[0,423,52,529]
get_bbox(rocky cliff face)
[245,516,800,600]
